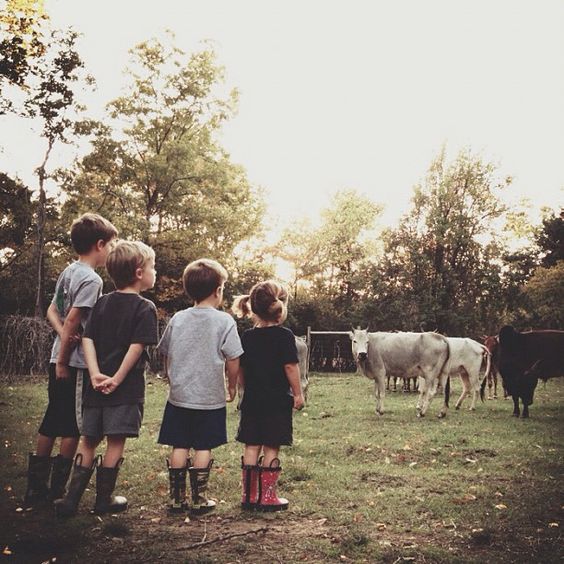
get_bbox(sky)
[1,0,563,236]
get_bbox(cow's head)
[482,335,498,353]
[349,328,370,364]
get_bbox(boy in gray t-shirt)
[24,213,118,509]
[157,259,242,515]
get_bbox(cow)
[445,337,490,411]
[482,335,508,399]
[349,329,451,418]
[295,336,309,401]
[498,325,564,418]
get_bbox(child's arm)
[82,337,109,389]
[101,343,145,394]
[46,303,64,338]
[284,363,305,410]
[225,357,240,403]
[56,307,83,380]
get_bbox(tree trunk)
[34,140,53,317]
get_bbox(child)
[157,258,242,514]
[54,241,158,517]
[24,213,118,508]
[232,280,304,512]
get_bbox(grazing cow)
[445,337,490,411]
[349,329,451,418]
[296,336,309,401]
[498,325,564,418]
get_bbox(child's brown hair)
[182,259,228,302]
[232,280,288,323]
[70,213,118,254]
[106,241,155,290]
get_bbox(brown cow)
[498,326,564,418]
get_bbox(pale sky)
[2,0,563,236]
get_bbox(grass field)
[1,373,563,563]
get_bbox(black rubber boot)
[188,460,216,515]
[23,453,52,508]
[48,455,73,502]
[93,458,128,515]
[167,459,188,514]
[54,454,98,518]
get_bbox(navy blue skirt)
[158,402,227,450]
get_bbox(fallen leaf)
[150,517,161,524]
[317,518,327,525]
[376,523,386,531]
[15,507,23,512]
[409,462,418,468]
[3,546,12,555]
[548,522,559,528]
[494,504,507,510]
[403,444,412,451]
[184,517,190,524]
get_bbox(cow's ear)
[365,325,370,332]
[348,331,354,340]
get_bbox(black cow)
[498,325,564,418]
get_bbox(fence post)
[306,326,311,371]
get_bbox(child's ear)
[136,267,144,280]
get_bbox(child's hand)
[69,333,82,346]
[56,363,71,380]
[100,377,120,395]
[91,372,109,390]
[226,385,237,403]
[293,394,305,411]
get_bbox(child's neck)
[77,254,99,268]
[255,320,280,328]
[194,297,219,308]
[117,282,142,295]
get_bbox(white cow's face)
[349,329,369,363]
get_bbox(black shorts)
[82,403,144,438]
[236,406,293,447]
[157,402,227,450]
[38,364,88,438]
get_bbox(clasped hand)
[91,373,118,394]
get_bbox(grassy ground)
[0,373,562,563]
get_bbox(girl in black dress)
[232,280,304,511]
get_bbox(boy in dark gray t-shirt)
[158,258,242,515]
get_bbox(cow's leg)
[521,401,529,418]
[511,395,520,417]
[417,375,437,417]
[438,373,450,418]
[492,373,498,399]
[374,372,386,416]
[455,370,468,410]
[386,375,390,391]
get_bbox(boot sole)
[241,502,258,510]
[256,504,288,512]
[190,505,216,516]
[93,503,128,515]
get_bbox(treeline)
[1,3,563,341]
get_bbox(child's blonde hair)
[106,240,155,290]
[232,280,288,323]
[182,258,228,302]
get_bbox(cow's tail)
[440,341,451,408]
[480,345,491,403]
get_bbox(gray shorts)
[82,404,144,438]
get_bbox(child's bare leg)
[59,437,79,459]
[243,445,261,465]
[103,435,126,467]
[192,449,212,468]
[77,436,102,467]
[262,446,280,467]
[170,447,190,468]
[36,434,55,457]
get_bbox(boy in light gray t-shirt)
[157,259,242,515]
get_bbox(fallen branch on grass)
[175,526,269,550]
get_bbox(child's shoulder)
[62,261,102,285]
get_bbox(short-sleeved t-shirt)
[158,307,243,410]
[83,292,158,407]
[240,325,299,413]
[50,261,103,369]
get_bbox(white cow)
[445,337,491,411]
[295,336,309,401]
[349,329,451,418]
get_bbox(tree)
[375,148,510,335]
[273,189,382,327]
[536,210,564,268]
[59,36,264,311]
[523,261,564,328]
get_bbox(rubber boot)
[93,458,128,515]
[188,459,216,515]
[54,454,98,518]
[241,456,259,510]
[48,455,73,502]
[257,458,288,512]
[23,453,52,508]
[167,459,188,514]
